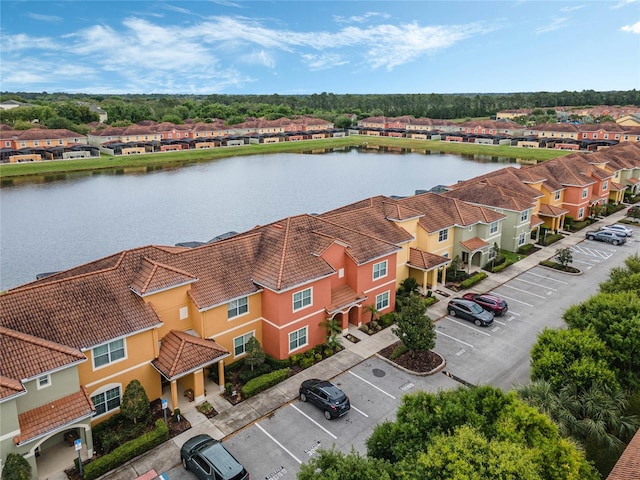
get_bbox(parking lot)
[165,227,638,480]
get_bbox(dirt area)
[378,341,443,373]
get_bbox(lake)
[0,147,517,290]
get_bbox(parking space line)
[502,284,546,299]
[513,278,558,291]
[445,317,491,336]
[290,404,338,439]
[350,405,369,418]
[526,271,568,284]
[492,319,506,325]
[348,371,396,399]
[572,259,596,266]
[435,330,474,348]
[255,422,303,464]
[494,293,533,307]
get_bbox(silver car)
[599,224,633,237]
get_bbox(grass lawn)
[0,136,571,181]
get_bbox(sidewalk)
[101,210,628,479]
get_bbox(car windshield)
[322,384,346,401]
[469,303,484,314]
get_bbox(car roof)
[201,441,244,478]
[303,379,345,397]
[451,298,476,306]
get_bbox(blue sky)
[1,1,639,95]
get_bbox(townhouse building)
[0,128,98,163]
[1,140,640,479]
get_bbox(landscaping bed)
[378,341,444,374]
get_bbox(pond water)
[0,147,517,290]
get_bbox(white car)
[599,224,633,237]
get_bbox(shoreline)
[0,136,570,183]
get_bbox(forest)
[1,89,638,134]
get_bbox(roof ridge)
[0,326,84,359]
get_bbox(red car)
[461,292,508,316]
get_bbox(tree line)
[1,89,638,133]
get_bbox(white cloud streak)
[621,20,640,33]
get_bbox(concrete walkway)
[99,209,629,479]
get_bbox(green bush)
[1,452,32,480]
[83,419,169,480]
[459,272,487,289]
[92,412,148,454]
[241,368,290,398]
[238,362,271,383]
[490,259,513,273]
[379,312,396,328]
[424,296,438,307]
[265,355,291,369]
[299,352,316,369]
[390,344,409,359]
[517,243,536,255]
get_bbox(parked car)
[447,298,495,326]
[599,224,633,237]
[585,230,627,245]
[181,434,249,480]
[299,379,350,420]
[461,292,508,316]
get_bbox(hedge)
[490,259,513,273]
[459,272,487,289]
[83,419,169,480]
[241,368,290,398]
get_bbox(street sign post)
[74,438,83,477]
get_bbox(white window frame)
[554,191,561,201]
[293,287,312,312]
[582,189,588,199]
[233,331,255,357]
[520,210,529,222]
[228,296,249,319]
[438,229,448,242]
[372,260,388,280]
[289,326,308,353]
[91,385,121,417]
[375,291,390,311]
[602,181,608,191]
[37,374,51,390]
[489,222,498,234]
[92,339,126,369]
[578,207,585,219]
[517,233,526,247]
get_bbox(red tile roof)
[327,285,367,314]
[151,330,229,380]
[15,386,94,445]
[460,237,489,251]
[607,428,640,480]
[408,248,451,271]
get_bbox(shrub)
[120,379,151,426]
[517,243,536,255]
[265,355,291,370]
[241,368,290,398]
[424,296,438,307]
[83,420,169,480]
[459,272,487,290]
[379,312,396,328]
[390,344,410,359]
[93,411,147,454]
[490,259,513,273]
[1,452,31,480]
[299,352,316,369]
[238,362,271,383]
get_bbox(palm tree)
[517,380,639,456]
[364,304,380,323]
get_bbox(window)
[438,229,448,242]
[517,233,526,246]
[228,296,248,319]
[92,386,121,416]
[34,141,39,146]
[578,207,585,219]
[93,339,125,368]
[489,222,498,234]
[582,189,588,199]
[376,291,390,310]
[179,306,188,320]
[373,260,388,280]
[338,268,344,278]
[554,191,561,201]
[602,181,608,191]
[37,375,51,389]
[289,327,307,352]
[593,133,597,139]
[520,210,529,222]
[234,332,254,357]
[293,288,312,311]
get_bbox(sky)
[1,0,639,95]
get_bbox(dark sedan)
[299,379,350,420]
[447,298,495,326]
[461,292,508,316]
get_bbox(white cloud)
[560,5,584,12]
[611,0,639,9]
[27,13,63,23]
[621,20,640,33]
[535,16,569,34]
[333,12,391,24]
[301,53,348,70]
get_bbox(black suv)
[299,379,350,419]
[181,434,249,480]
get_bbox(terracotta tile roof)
[151,330,229,380]
[15,386,94,445]
[0,327,85,396]
[15,128,82,140]
[0,375,25,399]
[460,237,489,251]
[538,204,569,217]
[130,258,198,296]
[607,428,640,480]
[527,155,596,188]
[443,182,536,212]
[530,214,545,228]
[408,248,451,270]
[399,192,506,233]
[326,285,367,314]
